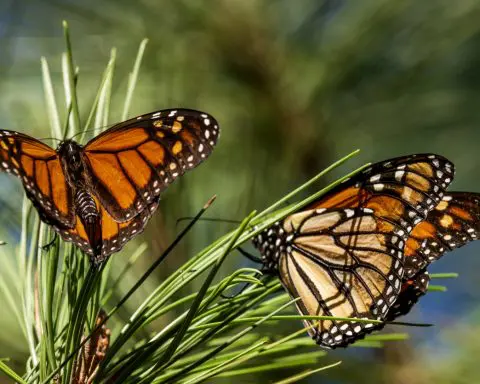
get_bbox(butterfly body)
[56,140,101,252]
[0,109,219,264]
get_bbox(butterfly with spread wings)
[253,154,480,348]
[0,109,219,265]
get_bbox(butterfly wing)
[360,270,430,336]
[310,154,455,228]
[385,270,430,321]
[277,207,407,348]
[347,192,479,330]
[404,192,480,277]
[83,109,219,222]
[52,195,160,263]
[0,131,74,226]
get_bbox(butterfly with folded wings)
[252,154,480,348]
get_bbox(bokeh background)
[0,1,479,383]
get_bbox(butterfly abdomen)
[75,189,98,221]
[75,189,102,261]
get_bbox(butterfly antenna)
[69,125,112,141]
[384,320,433,328]
[39,137,62,142]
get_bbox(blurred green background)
[0,0,480,383]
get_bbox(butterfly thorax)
[252,222,290,273]
[57,140,102,259]
[57,140,87,186]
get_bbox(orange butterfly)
[253,154,479,348]
[0,109,219,265]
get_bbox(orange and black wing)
[0,130,74,226]
[83,109,219,222]
[364,270,430,335]
[309,153,455,230]
[404,192,480,277]
[52,195,160,262]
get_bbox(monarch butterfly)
[253,154,480,348]
[0,108,219,265]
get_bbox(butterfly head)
[252,222,289,273]
[57,140,86,183]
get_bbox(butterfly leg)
[42,233,58,252]
[237,247,263,264]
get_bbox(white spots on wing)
[168,110,177,117]
[345,209,354,218]
[373,183,385,191]
[395,171,405,182]
[198,144,204,152]
[152,112,161,119]
[370,174,381,183]
[204,118,210,126]
[205,130,210,139]
[443,234,452,241]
